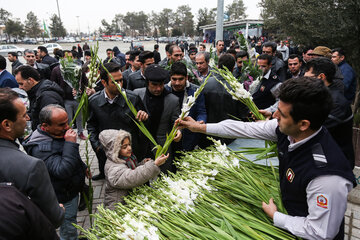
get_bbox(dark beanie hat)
[188,48,198,54]
[144,64,169,83]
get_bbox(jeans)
[60,195,79,240]
[65,99,83,133]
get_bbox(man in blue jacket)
[331,48,357,102]
[0,55,18,88]
[23,104,87,240]
[165,61,207,151]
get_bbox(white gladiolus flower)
[186,95,196,107]
[249,78,261,95]
[209,58,216,68]
[232,158,240,168]
[212,203,220,208]
[120,215,160,240]
[216,143,230,157]
[182,162,190,168]
[210,169,219,176]
[180,104,191,117]
[138,210,149,218]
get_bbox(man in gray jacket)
[134,64,181,173]
[0,88,64,229]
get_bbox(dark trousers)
[95,148,107,175]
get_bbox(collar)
[0,69,4,75]
[292,70,301,78]
[104,90,118,104]
[27,80,41,98]
[167,80,190,89]
[0,138,19,149]
[197,67,210,77]
[263,70,271,80]
[287,127,322,152]
[140,71,145,80]
[338,61,346,67]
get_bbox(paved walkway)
[76,131,105,231]
[76,130,360,239]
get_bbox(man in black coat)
[201,54,249,147]
[87,62,148,180]
[122,50,141,89]
[15,65,64,131]
[304,57,354,168]
[127,51,155,91]
[0,184,59,240]
[153,44,161,64]
[8,51,23,75]
[37,46,59,71]
[24,49,51,80]
[262,42,287,82]
[134,64,181,173]
[0,88,64,229]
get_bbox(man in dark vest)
[177,77,356,240]
[252,54,281,110]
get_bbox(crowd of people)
[0,35,357,239]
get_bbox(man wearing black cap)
[188,47,198,64]
[127,51,154,91]
[134,64,181,173]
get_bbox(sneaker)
[78,132,87,140]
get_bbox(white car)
[33,43,63,53]
[57,37,76,43]
[0,45,25,56]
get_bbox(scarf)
[145,88,168,138]
[119,153,138,170]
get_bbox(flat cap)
[308,46,332,58]
[144,64,169,83]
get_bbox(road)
[5,40,170,73]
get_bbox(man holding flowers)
[87,62,148,180]
[177,77,356,240]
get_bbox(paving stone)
[352,227,360,238]
[77,216,85,223]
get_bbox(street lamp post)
[216,0,224,42]
[76,16,80,37]
[56,0,61,21]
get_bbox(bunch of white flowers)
[248,77,262,95]
[118,214,160,240]
[212,66,265,120]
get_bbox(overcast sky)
[1,0,261,33]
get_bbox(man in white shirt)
[177,77,356,240]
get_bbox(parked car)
[144,36,153,41]
[123,37,132,43]
[33,43,63,53]
[0,45,25,56]
[158,37,168,43]
[57,37,76,43]
[23,39,37,44]
[132,42,144,51]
